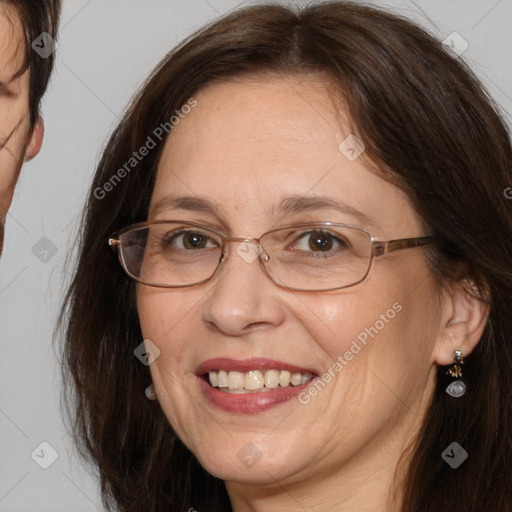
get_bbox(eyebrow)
[149,195,222,219]
[276,195,378,228]
[149,194,378,228]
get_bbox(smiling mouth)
[205,369,315,393]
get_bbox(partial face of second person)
[0,3,43,254]
[137,74,485,506]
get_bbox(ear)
[25,117,44,161]
[433,279,490,365]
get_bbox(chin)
[202,456,300,485]
[188,434,308,485]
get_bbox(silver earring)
[445,349,466,397]
[145,384,157,400]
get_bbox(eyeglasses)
[108,221,436,292]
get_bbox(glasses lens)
[118,223,222,287]
[261,224,372,291]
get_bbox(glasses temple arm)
[372,235,436,256]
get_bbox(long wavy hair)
[59,2,512,511]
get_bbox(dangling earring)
[445,349,466,397]
[145,384,157,401]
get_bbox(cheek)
[0,97,29,137]
[293,259,440,396]
[137,288,202,437]
[137,287,204,382]
[0,108,30,200]
[0,163,20,217]
[137,287,200,340]
[292,283,419,361]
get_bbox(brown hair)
[60,2,512,511]
[1,0,61,124]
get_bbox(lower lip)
[198,376,316,413]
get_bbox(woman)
[60,1,512,511]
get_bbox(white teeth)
[207,369,313,392]
[264,369,280,388]
[217,370,228,388]
[209,371,218,387]
[300,373,311,385]
[228,371,245,389]
[245,370,264,390]
[280,370,291,387]
[290,372,302,386]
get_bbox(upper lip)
[195,357,318,375]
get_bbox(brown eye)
[308,232,334,251]
[182,232,209,249]
[292,230,348,253]
[161,230,216,251]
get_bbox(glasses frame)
[109,220,436,292]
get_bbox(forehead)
[0,4,26,82]
[180,73,345,153]
[159,74,353,191]
[152,75,421,237]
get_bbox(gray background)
[0,0,510,510]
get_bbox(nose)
[201,239,285,336]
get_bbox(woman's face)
[137,75,443,488]
[0,5,43,255]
